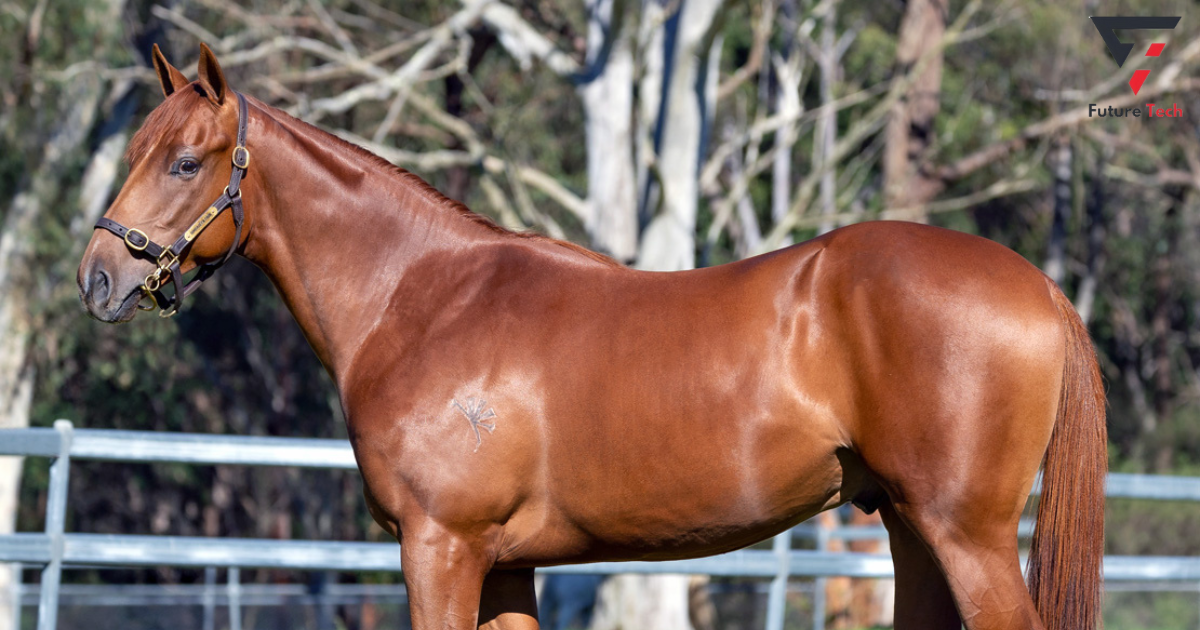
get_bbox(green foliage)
[1107,496,1200,556]
[1105,591,1200,630]
[842,24,896,88]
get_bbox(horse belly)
[537,402,854,563]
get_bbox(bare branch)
[700,79,887,192]
[150,5,224,49]
[716,0,776,100]
[475,1,581,76]
[952,0,1020,45]
[933,77,1200,184]
[877,176,1039,222]
[303,1,489,122]
[347,0,428,32]
[407,91,487,154]
[789,175,1041,230]
[479,173,528,230]
[482,156,588,222]
[756,0,1017,252]
[1104,164,1198,190]
[192,0,319,32]
[333,130,587,223]
[270,37,432,85]
[327,7,384,33]
[501,158,568,239]
[307,0,359,57]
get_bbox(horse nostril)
[91,268,111,304]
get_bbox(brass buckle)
[124,228,149,251]
[142,267,178,317]
[143,251,176,294]
[143,270,164,293]
[232,145,250,170]
[157,249,179,269]
[145,250,181,316]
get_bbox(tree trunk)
[1152,198,1182,471]
[636,0,725,271]
[720,117,762,258]
[771,0,801,248]
[442,28,496,203]
[1074,149,1107,325]
[579,0,639,263]
[1044,135,1072,284]
[0,314,33,630]
[0,0,129,618]
[815,4,838,235]
[591,574,694,630]
[0,69,110,629]
[882,0,948,218]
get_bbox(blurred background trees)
[3,0,1200,628]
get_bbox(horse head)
[79,43,251,321]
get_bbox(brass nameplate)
[184,206,221,242]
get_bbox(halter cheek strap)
[94,92,250,318]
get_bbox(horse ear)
[151,43,189,98]
[196,43,228,105]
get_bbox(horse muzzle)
[78,257,145,323]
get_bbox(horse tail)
[1027,280,1107,630]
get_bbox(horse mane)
[127,86,620,268]
[326,137,621,269]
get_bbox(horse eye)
[174,158,200,177]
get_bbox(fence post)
[812,525,829,630]
[37,421,73,630]
[318,571,335,630]
[203,567,216,630]
[764,530,791,630]
[10,563,20,630]
[229,568,242,630]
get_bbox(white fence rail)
[2,422,1200,630]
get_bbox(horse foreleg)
[479,569,539,630]
[878,502,960,630]
[401,532,490,630]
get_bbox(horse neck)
[238,102,494,386]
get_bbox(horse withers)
[78,44,1105,630]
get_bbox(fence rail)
[2,422,1200,630]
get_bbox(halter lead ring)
[95,92,250,318]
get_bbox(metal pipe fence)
[2,422,1200,630]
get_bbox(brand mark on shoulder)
[452,397,497,452]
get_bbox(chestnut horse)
[78,45,1106,630]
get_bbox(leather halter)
[94,92,250,318]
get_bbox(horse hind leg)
[887,496,1043,630]
[878,501,961,630]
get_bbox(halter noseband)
[94,92,251,318]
